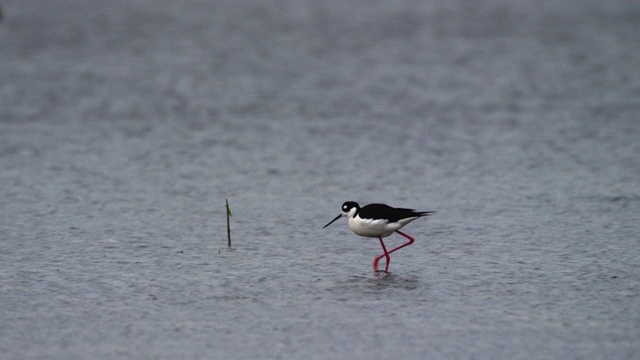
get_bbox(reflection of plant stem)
[226,198,232,247]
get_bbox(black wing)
[358,203,434,222]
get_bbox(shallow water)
[1,0,639,359]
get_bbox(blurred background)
[1,1,639,359]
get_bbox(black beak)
[323,214,342,228]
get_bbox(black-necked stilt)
[323,201,434,273]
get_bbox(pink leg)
[387,230,415,255]
[373,237,391,272]
[372,230,415,273]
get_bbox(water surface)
[1,0,639,359]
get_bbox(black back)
[355,203,433,222]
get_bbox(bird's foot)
[374,269,389,278]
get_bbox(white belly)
[348,217,400,238]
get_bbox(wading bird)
[323,201,433,273]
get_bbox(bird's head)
[323,201,360,228]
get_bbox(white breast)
[348,216,397,238]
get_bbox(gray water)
[1,0,639,359]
